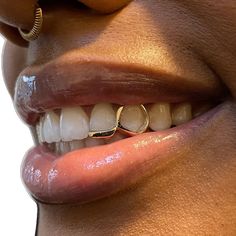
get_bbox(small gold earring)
[18,5,43,41]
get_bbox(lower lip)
[21,103,224,204]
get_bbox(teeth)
[35,101,208,155]
[85,138,105,147]
[70,140,85,151]
[148,103,172,131]
[56,142,70,155]
[118,105,148,133]
[55,142,60,154]
[42,111,61,143]
[172,102,192,126]
[53,139,102,155]
[60,107,89,141]
[90,103,116,131]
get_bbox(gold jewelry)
[88,105,149,138]
[88,127,117,139]
[117,105,149,136]
[18,5,43,41]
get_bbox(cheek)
[2,41,27,96]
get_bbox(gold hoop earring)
[18,5,43,41]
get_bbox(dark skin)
[1,0,236,235]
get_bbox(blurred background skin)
[1,1,236,235]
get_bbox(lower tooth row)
[37,102,193,144]
[50,133,125,155]
[55,139,98,155]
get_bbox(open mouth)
[14,54,229,204]
[36,102,215,155]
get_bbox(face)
[1,0,236,235]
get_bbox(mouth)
[15,53,229,204]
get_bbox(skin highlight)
[1,0,236,235]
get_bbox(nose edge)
[78,0,132,14]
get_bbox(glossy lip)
[21,102,227,204]
[14,53,227,125]
[15,53,227,204]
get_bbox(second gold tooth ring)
[117,105,149,136]
[18,4,43,42]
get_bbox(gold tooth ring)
[88,127,117,139]
[18,5,43,42]
[88,105,149,139]
[117,105,149,136]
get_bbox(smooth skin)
[1,0,236,235]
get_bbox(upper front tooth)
[90,103,116,131]
[119,105,148,133]
[172,102,192,126]
[60,107,89,142]
[148,103,172,131]
[42,111,60,143]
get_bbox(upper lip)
[14,53,227,125]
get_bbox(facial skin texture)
[1,0,236,235]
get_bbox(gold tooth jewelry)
[88,105,149,139]
[88,127,117,139]
[18,5,43,41]
[117,105,149,136]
